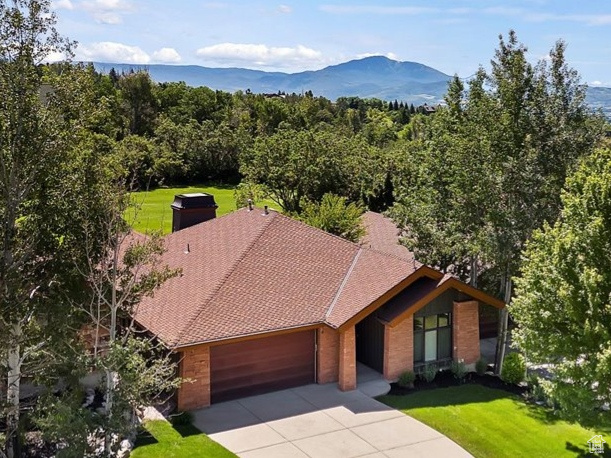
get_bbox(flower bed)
[388,368,527,397]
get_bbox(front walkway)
[191,379,472,457]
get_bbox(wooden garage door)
[210,330,315,403]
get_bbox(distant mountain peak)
[88,57,444,104]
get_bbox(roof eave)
[172,322,323,351]
[386,277,506,328]
[333,264,439,331]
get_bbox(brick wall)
[317,326,339,384]
[383,315,413,381]
[177,345,210,411]
[453,300,480,365]
[338,326,356,391]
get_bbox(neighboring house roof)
[135,208,503,348]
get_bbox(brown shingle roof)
[135,209,501,348]
[361,211,420,266]
[325,248,419,327]
[134,208,276,346]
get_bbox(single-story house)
[134,194,505,411]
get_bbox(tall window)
[414,313,452,364]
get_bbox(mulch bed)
[387,368,528,397]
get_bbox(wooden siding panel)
[210,331,315,403]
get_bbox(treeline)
[66,64,438,210]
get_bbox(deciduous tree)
[390,31,603,372]
[511,147,611,422]
[299,193,365,242]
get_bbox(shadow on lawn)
[134,421,202,448]
[154,182,238,191]
[173,423,203,438]
[516,398,611,433]
[134,431,158,447]
[566,441,611,457]
[381,383,611,442]
[380,384,514,409]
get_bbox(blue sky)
[51,0,611,85]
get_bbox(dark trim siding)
[355,312,385,373]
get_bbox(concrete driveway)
[191,383,472,458]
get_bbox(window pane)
[438,313,450,327]
[425,315,437,330]
[414,332,423,363]
[425,330,437,361]
[414,317,424,331]
[438,328,452,359]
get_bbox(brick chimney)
[171,193,218,232]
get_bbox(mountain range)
[91,56,611,114]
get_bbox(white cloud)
[277,4,292,14]
[52,0,74,10]
[319,4,473,17]
[43,50,69,63]
[589,80,611,87]
[152,47,182,63]
[81,0,134,24]
[483,6,524,16]
[483,7,611,26]
[526,13,611,26]
[320,5,436,15]
[78,41,150,63]
[196,43,323,67]
[94,12,122,24]
[356,52,399,61]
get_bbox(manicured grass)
[127,184,278,234]
[379,385,611,458]
[132,420,236,458]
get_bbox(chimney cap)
[171,193,218,210]
[171,192,218,232]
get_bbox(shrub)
[420,364,437,383]
[170,411,193,426]
[450,360,468,381]
[527,373,539,388]
[397,370,416,388]
[531,383,546,403]
[501,352,526,385]
[475,358,488,376]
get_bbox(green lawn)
[379,385,610,458]
[132,420,236,458]
[127,184,278,234]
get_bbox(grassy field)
[128,184,277,234]
[132,420,236,458]
[379,385,610,458]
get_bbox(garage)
[210,330,316,403]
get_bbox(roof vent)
[247,199,253,211]
[263,205,269,216]
[171,193,218,232]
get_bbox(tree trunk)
[6,324,22,458]
[495,275,512,374]
[104,240,120,455]
[470,254,478,287]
